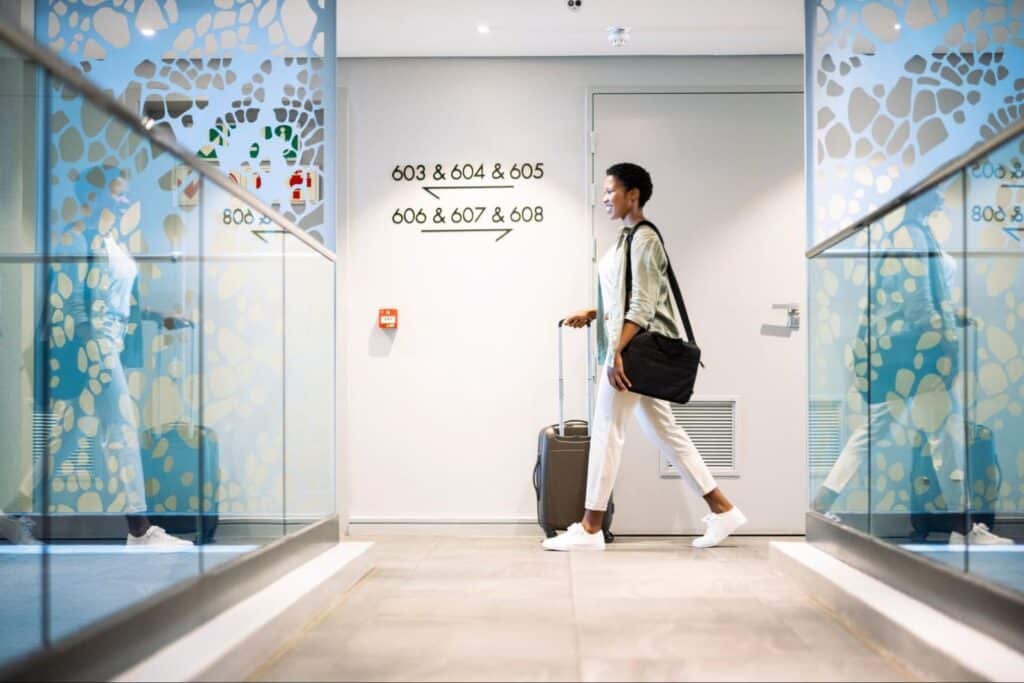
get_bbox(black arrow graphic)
[1004,227,1024,242]
[421,227,513,242]
[422,185,514,200]
[251,229,288,243]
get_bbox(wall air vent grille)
[663,399,737,477]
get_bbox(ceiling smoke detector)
[606,26,630,47]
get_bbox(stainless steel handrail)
[806,116,1024,259]
[0,19,336,263]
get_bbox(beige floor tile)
[765,598,886,656]
[580,653,915,682]
[430,535,544,549]
[288,617,578,664]
[573,596,756,625]
[570,573,747,600]
[578,657,696,682]
[364,536,441,565]
[682,654,918,682]
[252,653,366,682]
[256,653,578,682]
[576,618,809,661]
[249,537,923,683]
[362,592,575,624]
[396,657,579,682]
[395,575,573,602]
[413,556,571,582]
[309,572,409,629]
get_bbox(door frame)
[584,86,807,532]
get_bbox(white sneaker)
[542,522,606,552]
[126,525,194,548]
[692,507,747,549]
[949,523,1013,546]
[0,514,41,545]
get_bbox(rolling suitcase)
[139,312,220,543]
[533,319,614,543]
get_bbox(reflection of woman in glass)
[26,167,188,546]
[812,199,1010,545]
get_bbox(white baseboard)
[111,541,373,682]
[771,541,1024,682]
[348,517,540,537]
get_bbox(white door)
[591,91,807,534]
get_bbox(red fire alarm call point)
[378,308,398,329]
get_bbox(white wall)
[336,56,803,528]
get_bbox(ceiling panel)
[337,0,804,57]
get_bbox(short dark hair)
[606,163,653,208]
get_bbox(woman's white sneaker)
[949,523,1013,546]
[692,507,747,548]
[126,525,194,548]
[0,514,40,545]
[542,522,606,551]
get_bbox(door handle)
[772,303,800,330]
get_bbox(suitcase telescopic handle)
[557,319,594,437]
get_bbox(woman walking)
[544,163,746,551]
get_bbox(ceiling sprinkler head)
[607,26,630,47]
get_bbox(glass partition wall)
[0,30,336,671]
[809,123,1024,596]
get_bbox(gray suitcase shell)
[532,321,614,542]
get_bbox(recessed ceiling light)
[893,23,901,30]
[477,24,491,34]
[140,27,156,37]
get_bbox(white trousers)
[585,371,718,511]
[822,395,963,496]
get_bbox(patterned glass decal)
[33,0,334,518]
[39,0,336,248]
[810,142,1024,534]
[808,0,1024,247]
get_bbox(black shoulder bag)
[620,221,702,404]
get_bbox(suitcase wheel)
[603,530,615,544]
[542,526,557,539]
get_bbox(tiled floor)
[249,535,919,682]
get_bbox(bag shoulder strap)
[624,220,697,346]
